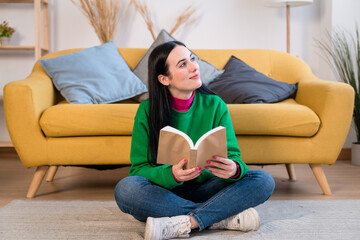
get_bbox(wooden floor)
[1,153,360,208]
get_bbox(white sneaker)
[144,215,191,240]
[208,208,260,232]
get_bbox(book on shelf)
[157,126,227,169]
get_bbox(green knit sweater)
[129,91,249,189]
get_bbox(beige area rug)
[0,200,359,240]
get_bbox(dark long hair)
[147,41,215,166]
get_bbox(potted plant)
[0,21,15,45]
[316,26,360,165]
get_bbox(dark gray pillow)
[208,56,298,104]
[132,29,224,102]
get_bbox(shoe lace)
[162,218,189,238]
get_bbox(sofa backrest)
[32,48,313,101]
[192,49,313,85]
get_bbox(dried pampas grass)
[71,0,128,44]
[169,6,199,36]
[130,0,200,40]
[129,0,156,40]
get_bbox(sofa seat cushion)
[40,103,140,137]
[40,99,319,138]
[228,99,320,137]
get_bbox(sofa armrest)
[295,76,354,163]
[4,73,56,167]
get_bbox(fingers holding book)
[171,156,238,182]
[172,158,202,182]
[205,156,238,179]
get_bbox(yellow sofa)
[4,48,354,198]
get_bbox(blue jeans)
[114,170,275,231]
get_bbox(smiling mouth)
[190,74,200,79]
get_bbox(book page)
[157,126,193,166]
[194,126,225,149]
[161,126,195,148]
[157,126,227,169]
[195,127,227,168]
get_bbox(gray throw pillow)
[39,41,147,104]
[132,29,224,102]
[208,56,298,103]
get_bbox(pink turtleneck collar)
[171,91,195,112]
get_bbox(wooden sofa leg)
[285,164,296,180]
[309,164,332,195]
[27,166,49,198]
[46,166,59,182]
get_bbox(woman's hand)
[205,156,238,179]
[172,159,202,182]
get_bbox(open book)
[157,126,227,169]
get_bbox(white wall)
[0,0,357,147]
[331,0,360,147]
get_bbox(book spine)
[189,149,197,169]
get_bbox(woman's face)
[158,45,202,99]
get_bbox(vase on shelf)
[0,37,11,46]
